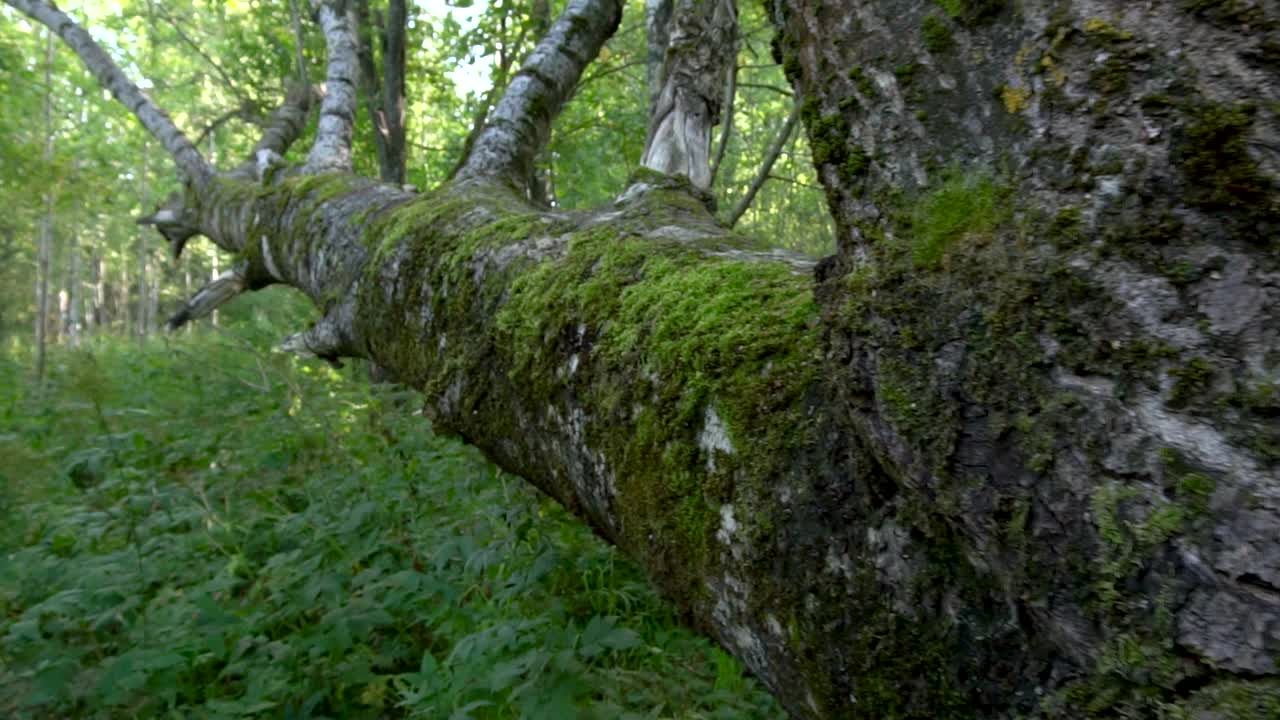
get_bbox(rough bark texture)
[770,0,1280,715]
[15,0,1280,717]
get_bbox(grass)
[0,309,780,718]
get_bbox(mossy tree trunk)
[12,0,1280,717]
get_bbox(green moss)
[1238,380,1280,415]
[1089,56,1132,95]
[1183,0,1270,26]
[483,206,821,601]
[803,104,869,183]
[847,66,876,98]
[1175,102,1275,211]
[1089,483,1188,616]
[909,168,1008,268]
[843,146,870,179]
[1163,259,1203,286]
[894,63,921,87]
[1083,17,1135,43]
[807,108,850,167]
[921,15,954,53]
[1047,206,1085,247]
[999,85,1032,113]
[1167,356,1212,407]
[932,0,1006,24]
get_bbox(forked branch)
[6,0,213,187]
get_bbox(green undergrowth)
[0,324,780,718]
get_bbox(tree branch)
[6,0,213,188]
[248,83,316,164]
[725,100,798,227]
[738,81,792,97]
[446,29,524,182]
[709,31,737,187]
[167,262,247,330]
[193,102,262,148]
[304,0,360,174]
[456,0,624,186]
[152,3,248,102]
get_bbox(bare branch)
[152,4,247,101]
[304,0,360,174]
[738,82,792,97]
[709,31,737,186]
[167,262,247,330]
[574,58,646,94]
[248,83,316,164]
[193,102,262,148]
[725,100,798,227]
[456,0,624,186]
[7,0,213,187]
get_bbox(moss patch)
[921,15,954,53]
[908,168,1009,267]
[1175,102,1275,212]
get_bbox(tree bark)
[13,0,1280,718]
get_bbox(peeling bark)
[640,0,737,188]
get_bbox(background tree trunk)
[66,210,80,347]
[135,142,151,341]
[34,27,54,385]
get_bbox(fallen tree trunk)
[12,0,1280,716]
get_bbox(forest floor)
[0,318,780,718]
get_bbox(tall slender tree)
[33,26,54,384]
